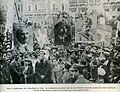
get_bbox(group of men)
[0,12,120,84]
[0,37,118,84]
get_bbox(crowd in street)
[0,41,120,84]
[0,10,120,84]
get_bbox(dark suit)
[74,75,89,84]
[10,59,24,84]
[24,65,34,83]
[35,60,52,83]
[2,65,12,84]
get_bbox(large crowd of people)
[0,40,120,84]
[0,11,120,84]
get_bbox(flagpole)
[5,0,15,49]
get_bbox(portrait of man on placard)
[13,23,33,53]
[77,23,94,41]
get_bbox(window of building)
[69,0,77,4]
[79,0,87,3]
[97,0,100,2]
[53,4,55,11]
[111,6,116,11]
[80,8,87,12]
[2,6,4,10]
[21,5,23,11]
[104,9,109,11]
[112,16,116,18]
[18,5,20,11]
[35,5,37,10]
[69,8,76,12]
[28,6,31,11]
[56,8,58,11]
[117,7,120,11]
[62,3,64,11]
[94,0,100,4]
[89,0,93,4]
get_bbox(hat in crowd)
[87,53,93,58]
[80,58,87,65]
[103,51,110,56]
[103,47,111,52]
[98,55,106,63]
[70,64,84,71]
[90,48,96,53]
[64,61,72,70]
[7,49,13,52]
[98,67,106,76]
[82,22,91,27]
[34,48,41,55]
[32,51,36,55]
[103,47,111,56]
[51,46,58,51]
[43,46,51,50]
[2,49,7,53]
[40,50,46,55]
[23,52,31,58]
[69,49,75,54]
[78,49,84,51]
[91,58,98,65]
[63,14,68,19]
[24,58,31,62]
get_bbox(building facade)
[69,0,108,16]
[69,0,88,14]
[103,0,120,20]
[13,0,70,25]
[22,0,48,24]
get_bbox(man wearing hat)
[61,61,72,83]
[50,46,59,60]
[35,50,52,83]
[97,54,110,83]
[23,58,34,83]
[10,54,25,83]
[54,21,71,45]
[70,64,89,83]
[1,57,12,84]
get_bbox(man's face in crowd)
[16,27,29,44]
[6,52,12,59]
[84,14,87,19]
[52,49,57,54]
[24,61,30,66]
[38,52,45,61]
[70,52,76,59]
[70,69,79,79]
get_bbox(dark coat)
[35,60,52,83]
[24,65,34,83]
[10,60,24,84]
[74,75,89,84]
[61,70,72,83]
[1,65,12,84]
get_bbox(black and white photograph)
[0,0,120,85]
